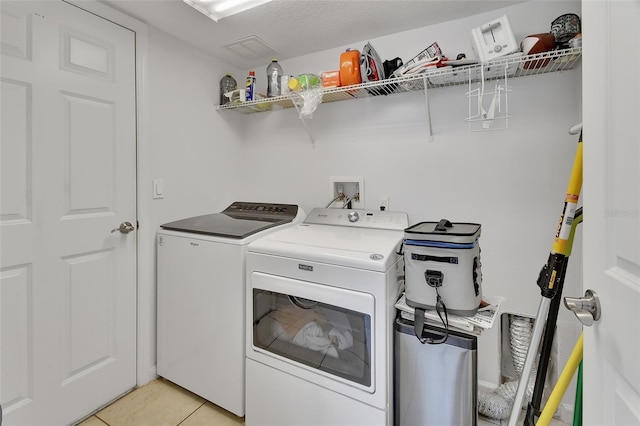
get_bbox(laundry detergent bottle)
[339,49,362,87]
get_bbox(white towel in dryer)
[292,321,339,358]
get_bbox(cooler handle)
[435,219,453,231]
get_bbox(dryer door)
[249,272,375,393]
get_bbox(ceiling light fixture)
[183,0,272,22]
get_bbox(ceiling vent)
[224,35,278,60]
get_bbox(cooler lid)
[404,219,481,243]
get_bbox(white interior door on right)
[582,1,640,425]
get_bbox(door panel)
[1,1,137,424]
[0,79,31,224]
[61,29,115,79]
[63,93,115,215]
[582,1,640,424]
[63,249,115,381]
[0,265,33,413]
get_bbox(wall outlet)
[378,196,389,211]
[328,176,364,209]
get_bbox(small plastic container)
[219,74,237,105]
[339,49,362,86]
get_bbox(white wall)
[139,27,246,379]
[230,0,583,410]
[140,0,583,420]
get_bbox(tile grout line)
[176,401,207,426]
[94,414,110,426]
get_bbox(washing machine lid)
[248,208,408,271]
[160,202,299,239]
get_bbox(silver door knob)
[111,221,135,234]
[564,289,601,326]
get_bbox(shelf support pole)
[422,76,433,142]
[299,115,316,147]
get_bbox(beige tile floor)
[77,378,244,426]
[77,377,568,426]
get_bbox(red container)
[339,49,361,86]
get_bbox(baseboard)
[137,365,157,387]
[479,379,498,393]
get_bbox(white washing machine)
[245,208,408,426]
[156,202,304,417]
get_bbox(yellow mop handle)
[552,140,583,256]
[536,333,584,426]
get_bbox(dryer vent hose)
[478,315,536,420]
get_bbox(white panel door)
[582,1,640,425]
[0,1,137,424]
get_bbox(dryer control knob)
[348,211,360,223]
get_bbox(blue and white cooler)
[403,219,482,317]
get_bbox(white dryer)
[245,208,408,426]
[156,202,304,417]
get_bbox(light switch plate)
[153,179,164,199]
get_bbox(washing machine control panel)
[223,202,299,220]
[304,208,408,230]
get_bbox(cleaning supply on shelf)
[339,49,361,86]
[245,71,256,101]
[280,75,291,94]
[219,74,237,105]
[266,59,283,97]
[321,70,340,88]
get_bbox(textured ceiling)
[100,0,526,69]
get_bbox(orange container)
[321,70,341,88]
[339,49,361,86]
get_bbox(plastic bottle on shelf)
[219,74,237,105]
[245,71,256,101]
[340,49,362,86]
[266,58,283,97]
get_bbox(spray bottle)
[245,71,256,101]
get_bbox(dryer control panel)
[304,208,408,230]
